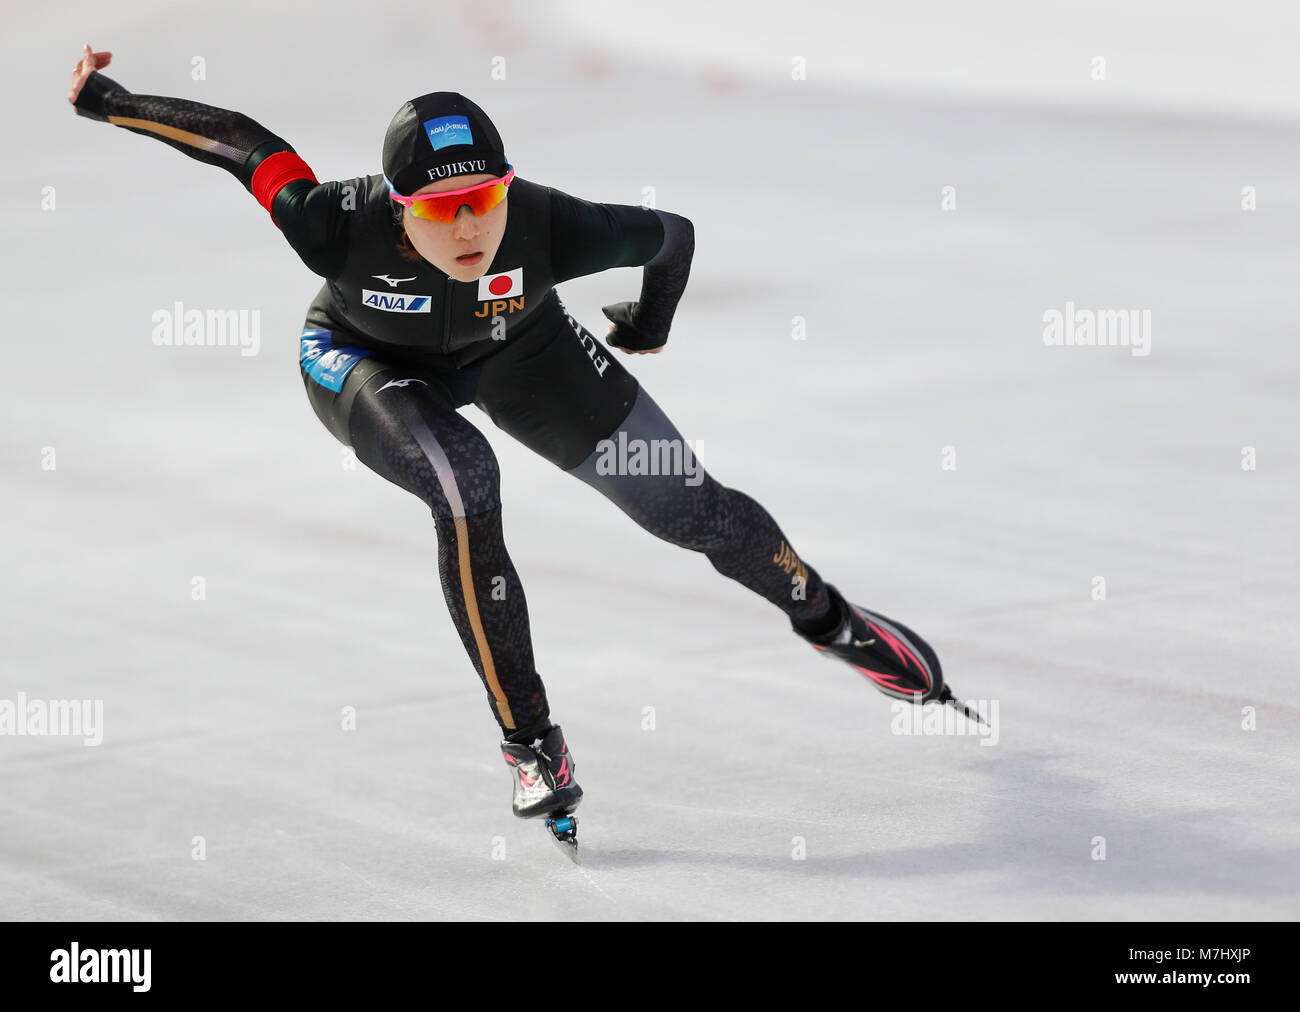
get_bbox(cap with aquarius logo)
[382,91,509,196]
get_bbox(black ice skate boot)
[793,583,946,704]
[500,722,583,820]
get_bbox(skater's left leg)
[474,308,950,709]
[473,308,836,629]
[567,383,836,628]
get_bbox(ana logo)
[361,289,432,313]
[423,115,473,151]
[474,267,526,318]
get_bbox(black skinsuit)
[75,72,833,738]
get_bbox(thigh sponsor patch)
[300,328,373,392]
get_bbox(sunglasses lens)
[407,180,508,222]
[408,201,449,222]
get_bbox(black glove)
[73,71,127,122]
[601,301,665,351]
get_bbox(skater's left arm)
[548,187,695,354]
[607,209,694,354]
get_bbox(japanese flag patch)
[477,268,523,301]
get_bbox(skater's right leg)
[299,341,549,739]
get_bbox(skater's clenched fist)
[606,330,664,355]
[602,301,666,355]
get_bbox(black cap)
[382,92,509,196]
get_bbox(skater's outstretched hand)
[69,43,112,105]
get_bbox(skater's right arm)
[68,45,349,279]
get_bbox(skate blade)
[545,813,580,865]
[938,686,989,727]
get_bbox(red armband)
[250,151,319,225]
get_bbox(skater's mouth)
[456,251,484,266]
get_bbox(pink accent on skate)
[852,662,910,691]
[555,757,571,787]
[868,621,930,688]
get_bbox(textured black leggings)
[302,311,831,736]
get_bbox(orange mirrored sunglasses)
[387,166,514,223]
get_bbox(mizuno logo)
[377,378,429,392]
[371,274,417,288]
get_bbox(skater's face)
[401,172,508,282]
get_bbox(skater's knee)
[417,427,502,520]
[626,471,737,552]
[675,478,738,551]
[355,410,501,519]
